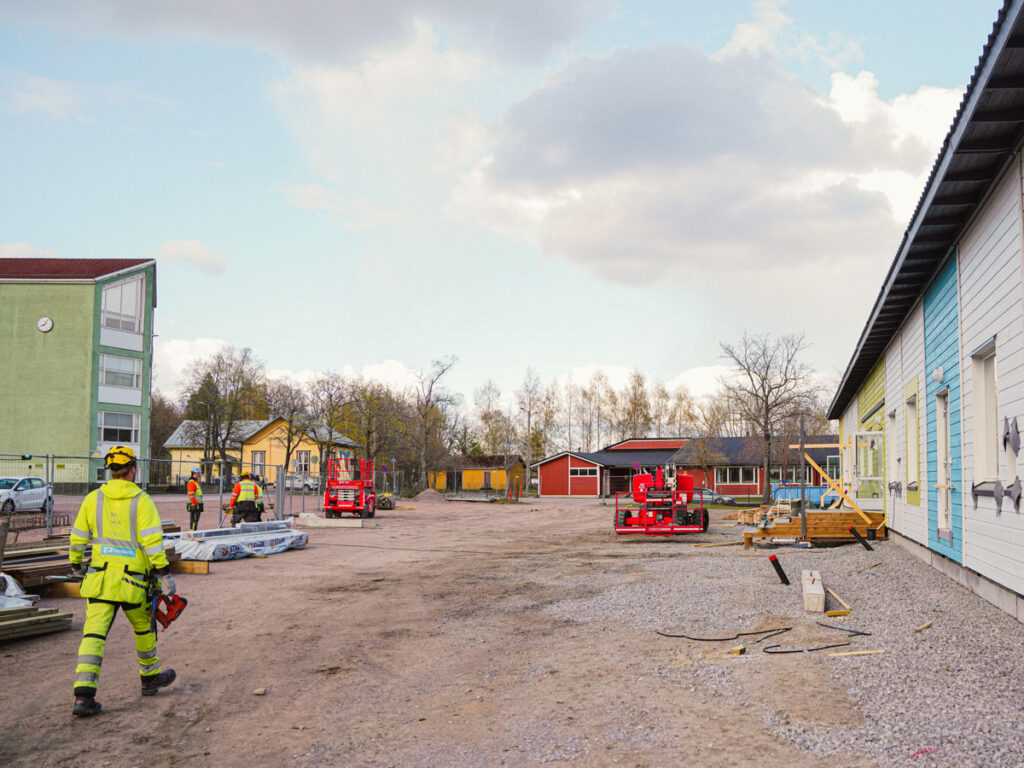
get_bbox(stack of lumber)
[3,538,180,589]
[0,604,73,642]
[742,510,887,548]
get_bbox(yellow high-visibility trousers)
[73,598,161,697]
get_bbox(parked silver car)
[0,476,54,515]
[692,486,734,505]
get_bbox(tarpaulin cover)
[170,528,309,561]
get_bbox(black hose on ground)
[655,626,792,642]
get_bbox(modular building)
[829,0,1024,621]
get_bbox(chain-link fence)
[0,451,415,538]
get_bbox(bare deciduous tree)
[719,332,820,503]
[515,368,543,487]
[308,372,351,471]
[410,356,460,488]
[266,377,312,479]
[181,346,265,473]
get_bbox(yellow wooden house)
[430,455,526,493]
[163,418,356,484]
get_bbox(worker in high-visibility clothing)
[68,446,177,717]
[186,466,203,531]
[229,470,262,526]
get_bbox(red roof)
[0,258,153,280]
[606,438,687,451]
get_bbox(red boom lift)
[614,466,709,535]
[323,457,377,519]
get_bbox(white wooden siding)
[957,158,1024,593]
[886,338,904,533]
[900,301,929,546]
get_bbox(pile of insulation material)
[165,520,309,561]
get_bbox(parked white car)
[0,476,54,515]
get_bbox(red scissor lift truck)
[614,466,710,535]
[323,457,377,519]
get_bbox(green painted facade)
[0,264,155,460]
[0,282,95,455]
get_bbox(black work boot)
[140,668,176,696]
[72,696,102,717]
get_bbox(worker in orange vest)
[229,471,262,526]
[186,466,203,531]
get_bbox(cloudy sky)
[0,0,1005,402]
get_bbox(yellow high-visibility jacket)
[69,479,169,603]
[229,479,261,507]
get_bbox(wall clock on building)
[36,316,54,333]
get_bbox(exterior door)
[936,390,952,533]
[854,432,884,507]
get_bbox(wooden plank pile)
[0,605,73,642]
[742,510,887,548]
[2,522,182,589]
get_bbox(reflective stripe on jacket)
[187,478,203,504]
[230,479,261,506]
[68,479,168,602]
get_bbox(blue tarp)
[771,484,831,506]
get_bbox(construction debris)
[914,621,933,633]
[690,541,743,548]
[827,649,887,658]
[855,561,883,574]
[728,644,746,655]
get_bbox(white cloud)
[666,366,734,400]
[346,359,422,391]
[715,0,790,60]
[0,243,59,259]
[0,0,602,66]
[270,21,487,194]
[283,184,400,232]
[450,24,961,288]
[1,71,87,122]
[155,240,229,274]
[152,337,230,398]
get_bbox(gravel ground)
[5,501,1022,767]
[546,536,1024,767]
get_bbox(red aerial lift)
[614,466,709,535]
[323,457,377,519]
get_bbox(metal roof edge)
[828,0,1022,420]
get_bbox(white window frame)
[102,275,144,334]
[98,411,140,444]
[295,450,310,474]
[252,451,265,477]
[972,340,998,481]
[825,455,841,480]
[99,353,142,389]
[936,389,952,534]
[906,394,919,490]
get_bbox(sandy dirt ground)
[1,499,882,768]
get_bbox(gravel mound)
[545,537,1024,767]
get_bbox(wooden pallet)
[0,605,73,642]
[742,511,887,548]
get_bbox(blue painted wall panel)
[923,252,963,563]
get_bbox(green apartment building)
[0,258,157,476]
